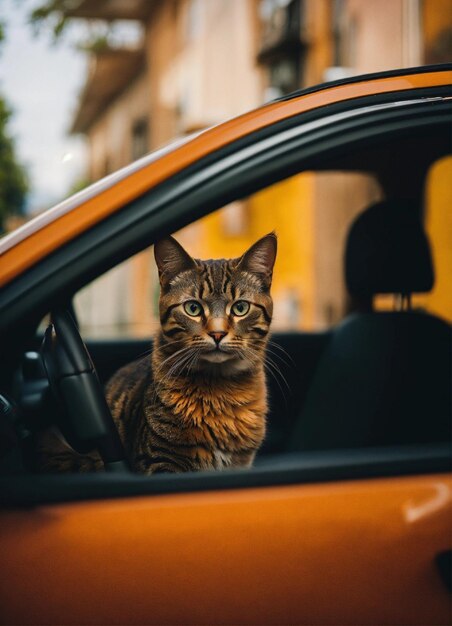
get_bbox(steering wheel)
[41,309,129,472]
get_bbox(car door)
[1,457,450,625]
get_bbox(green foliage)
[30,0,69,41]
[30,1,115,47]
[77,35,111,53]
[0,18,28,232]
[0,98,29,232]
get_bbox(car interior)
[0,121,451,487]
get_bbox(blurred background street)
[1,0,451,336]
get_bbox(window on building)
[131,118,149,161]
[258,0,304,99]
[327,0,357,80]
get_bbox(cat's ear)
[154,236,196,287]
[238,232,277,288]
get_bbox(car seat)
[288,200,451,451]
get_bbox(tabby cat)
[37,232,277,474]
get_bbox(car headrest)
[345,200,434,297]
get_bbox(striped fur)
[37,233,277,474]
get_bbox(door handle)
[436,550,452,593]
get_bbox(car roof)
[1,64,451,288]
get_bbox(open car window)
[74,169,383,339]
[73,153,452,341]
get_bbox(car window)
[74,169,383,338]
[74,156,452,338]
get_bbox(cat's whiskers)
[253,338,295,369]
[150,346,198,401]
[132,348,153,360]
[154,345,203,395]
[265,340,296,366]
[166,348,199,378]
[263,361,289,406]
[153,344,194,375]
[262,345,293,371]
[238,343,290,405]
[153,338,191,355]
[234,343,262,369]
[133,337,188,362]
[262,349,291,391]
[185,348,202,376]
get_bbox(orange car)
[0,65,451,625]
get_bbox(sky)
[0,0,87,213]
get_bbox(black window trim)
[1,444,450,507]
[276,62,452,103]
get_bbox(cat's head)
[153,233,277,376]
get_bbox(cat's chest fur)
[133,369,267,472]
[158,375,266,425]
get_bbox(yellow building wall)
[416,156,452,322]
[423,0,452,63]
[248,174,315,330]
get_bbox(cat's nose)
[208,331,227,345]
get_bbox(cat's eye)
[231,300,250,317]
[184,300,203,317]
